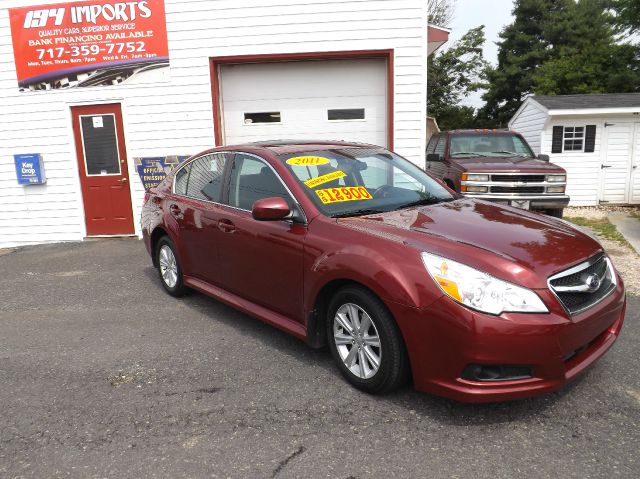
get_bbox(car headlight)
[546,185,565,193]
[547,174,566,183]
[462,173,489,182]
[421,253,548,315]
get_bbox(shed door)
[630,123,640,205]
[219,58,387,147]
[600,123,633,204]
[71,104,134,236]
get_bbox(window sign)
[14,153,46,185]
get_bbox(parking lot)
[1,238,639,478]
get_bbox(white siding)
[0,0,428,248]
[508,100,547,154]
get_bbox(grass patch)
[629,212,640,220]
[564,216,629,243]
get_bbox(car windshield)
[449,134,534,158]
[279,147,455,217]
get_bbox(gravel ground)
[564,206,640,295]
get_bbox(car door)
[217,152,306,322]
[167,152,231,283]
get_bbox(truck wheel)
[546,208,564,218]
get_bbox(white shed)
[509,94,640,206]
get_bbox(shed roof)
[532,93,640,110]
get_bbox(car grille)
[548,254,616,315]
[491,174,546,183]
[490,186,545,194]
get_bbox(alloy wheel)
[333,303,382,379]
[158,244,178,288]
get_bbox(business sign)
[9,0,169,91]
[135,155,189,190]
[14,153,47,185]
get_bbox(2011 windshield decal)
[286,156,330,166]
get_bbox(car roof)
[187,140,384,161]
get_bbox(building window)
[563,127,584,151]
[244,112,281,124]
[327,108,365,120]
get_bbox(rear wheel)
[326,285,409,394]
[156,236,187,297]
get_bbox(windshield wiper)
[332,208,386,218]
[491,151,527,157]
[395,197,450,210]
[450,152,488,157]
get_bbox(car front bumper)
[462,194,570,210]
[390,274,626,403]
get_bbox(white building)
[1,0,448,248]
[510,94,640,206]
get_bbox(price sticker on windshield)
[304,170,347,188]
[286,156,330,166]
[316,186,373,204]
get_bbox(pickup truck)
[426,129,569,217]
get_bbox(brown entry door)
[71,104,134,236]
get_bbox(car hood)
[452,156,564,173]
[338,199,602,289]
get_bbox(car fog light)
[461,364,533,382]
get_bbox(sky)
[444,0,516,108]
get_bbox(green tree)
[615,0,640,31]
[479,0,573,126]
[427,26,488,130]
[532,0,640,95]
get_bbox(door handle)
[117,177,128,183]
[601,165,612,169]
[218,219,236,233]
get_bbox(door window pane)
[80,114,120,175]
[229,155,290,210]
[186,153,226,201]
[174,165,190,195]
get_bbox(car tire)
[156,236,187,297]
[546,208,564,218]
[326,285,409,394]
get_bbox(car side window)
[185,153,226,202]
[174,164,190,195]
[228,154,291,210]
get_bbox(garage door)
[219,58,387,147]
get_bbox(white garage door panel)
[220,59,387,146]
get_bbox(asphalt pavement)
[0,238,638,478]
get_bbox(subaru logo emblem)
[585,273,601,292]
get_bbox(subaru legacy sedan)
[141,141,626,403]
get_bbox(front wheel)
[327,286,409,394]
[156,236,187,297]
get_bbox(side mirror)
[252,197,291,221]
[538,154,550,162]
[427,153,443,163]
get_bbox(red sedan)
[141,141,626,403]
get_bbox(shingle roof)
[532,93,640,110]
